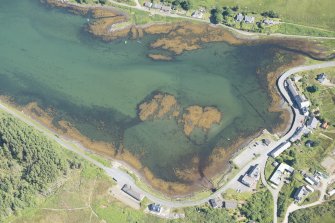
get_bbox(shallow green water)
[0,0,293,182]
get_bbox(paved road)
[103,0,335,40]
[0,59,334,210]
[57,0,335,40]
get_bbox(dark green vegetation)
[306,85,319,93]
[289,200,335,223]
[209,5,276,32]
[240,189,273,223]
[0,111,69,220]
[161,0,192,11]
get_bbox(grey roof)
[209,199,218,208]
[317,73,327,82]
[242,164,260,187]
[294,186,308,201]
[144,2,152,7]
[152,3,162,9]
[306,116,319,129]
[244,15,255,23]
[262,138,271,146]
[235,13,244,22]
[263,19,274,24]
[121,184,141,201]
[161,5,171,11]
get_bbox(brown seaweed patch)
[149,23,244,55]
[138,93,178,121]
[143,23,174,34]
[182,105,222,136]
[147,54,173,61]
[142,167,190,195]
[43,0,90,15]
[151,36,201,55]
[1,97,200,195]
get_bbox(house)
[209,199,218,208]
[144,2,153,8]
[235,13,244,22]
[244,15,255,23]
[148,203,161,213]
[152,3,162,9]
[317,73,327,83]
[294,186,309,202]
[241,164,260,187]
[304,175,319,186]
[262,138,271,146]
[306,116,319,129]
[161,5,171,12]
[192,10,204,19]
[223,200,238,209]
[304,176,315,185]
[270,141,292,158]
[269,163,294,186]
[263,19,274,25]
[296,95,311,110]
[286,79,310,115]
[121,184,142,201]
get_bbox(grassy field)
[289,200,335,223]
[273,23,335,37]
[264,157,276,182]
[188,0,335,31]
[9,162,166,223]
[222,188,253,201]
[296,68,335,123]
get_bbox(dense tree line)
[261,10,279,18]
[240,190,274,223]
[161,0,192,11]
[0,113,71,220]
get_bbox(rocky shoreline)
[30,0,333,196]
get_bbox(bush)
[306,85,319,93]
[261,10,279,18]
[240,190,274,223]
